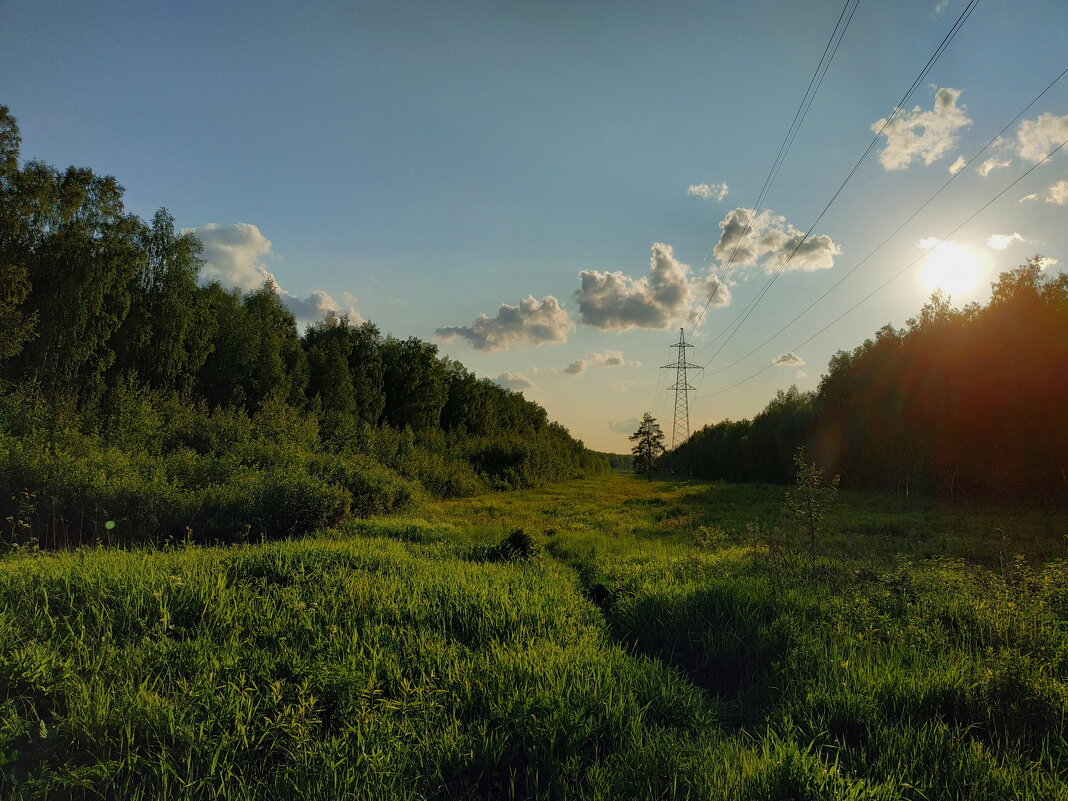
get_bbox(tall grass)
[1,473,1066,799]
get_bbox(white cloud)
[436,295,573,351]
[493,372,537,392]
[562,350,635,376]
[1045,180,1068,205]
[872,87,972,170]
[987,233,1023,251]
[772,352,805,367]
[284,290,364,324]
[575,243,730,330]
[796,370,808,379]
[1019,193,1038,203]
[919,237,943,250]
[189,222,362,323]
[1037,256,1060,270]
[609,418,641,435]
[593,350,628,367]
[192,222,274,291]
[933,0,950,16]
[1016,112,1068,162]
[977,157,1011,177]
[713,208,841,272]
[948,156,967,175]
[688,182,729,201]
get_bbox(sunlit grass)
[1,473,1066,799]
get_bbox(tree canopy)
[671,261,1068,503]
[629,413,665,478]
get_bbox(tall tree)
[630,412,665,480]
[112,208,209,395]
[3,156,144,409]
[304,313,358,417]
[380,336,447,430]
[0,107,36,364]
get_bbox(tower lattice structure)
[661,328,702,450]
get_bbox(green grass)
[1,474,1067,799]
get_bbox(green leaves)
[629,413,665,476]
[784,446,840,558]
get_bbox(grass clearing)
[1,473,1066,799]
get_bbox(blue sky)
[3,0,1067,450]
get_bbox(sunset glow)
[920,239,982,297]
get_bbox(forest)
[670,263,1068,503]
[0,106,606,548]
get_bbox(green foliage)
[671,384,816,484]
[672,261,1068,504]
[309,452,417,517]
[629,412,665,477]
[784,446,841,558]
[0,105,604,545]
[487,528,540,562]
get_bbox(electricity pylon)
[660,327,701,450]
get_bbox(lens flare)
[919,240,981,297]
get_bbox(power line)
[704,64,1068,379]
[696,136,1068,401]
[689,0,863,334]
[695,0,982,363]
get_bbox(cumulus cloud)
[1016,112,1068,162]
[688,182,729,201]
[772,352,805,367]
[189,222,362,323]
[609,418,641,435]
[562,350,634,376]
[933,0,950,16]
[977,157,1011,177]
[948,156,967,175]
[796,370,808,379]
[575,243,730,331]
[1046,180,1068,205]
[987,233,1023,251]
[284,290,364,324]
[713,208,841,272]
[872,87,972,170]
[1019,193,1038,203]
[193,222,275,291]
[436,295,573,351]
[1037,256,1060,270]
[493,372,537,392]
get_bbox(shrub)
[309,453,417,516]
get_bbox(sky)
[2,0,1066,451]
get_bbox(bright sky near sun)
[3,0,1066,451]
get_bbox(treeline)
[672,259,1068,503]
[593,451,634,472]
[0,106,605,546]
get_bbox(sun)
[919,239,981,297]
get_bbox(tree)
[629,413,665,480]
[0,107,36,364]
[783,446,839,560]
[111,208,208,395]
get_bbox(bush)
[309,453,417,516]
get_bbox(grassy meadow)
[2,472,1067,799]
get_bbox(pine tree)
[629,412,665,480]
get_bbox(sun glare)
[919,239,981,297]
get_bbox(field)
[2,473,1067,800]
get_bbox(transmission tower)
[661,328,702,450]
